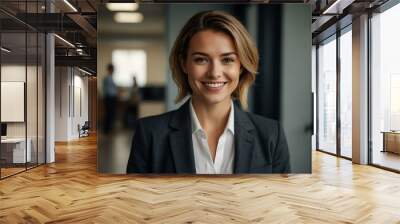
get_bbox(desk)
[1,138,31,163]
[382,131,400,154]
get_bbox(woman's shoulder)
[136,100,192,132]
[244,112,281,135]
[137,110,175,128]
[245,112,279,126]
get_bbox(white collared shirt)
[189,99,235,174]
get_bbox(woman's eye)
[194,57,207,64]
[222,58,235,64]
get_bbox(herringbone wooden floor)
[1,135,400,224]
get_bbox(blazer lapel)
[233,104,255,173]
[168,100,196,173]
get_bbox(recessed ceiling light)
[106,3,139,11]
[54,34,75,48]
[114,12,143,23]
[1,47,11,53]
[63,0,78,12]
[322,0,353,15]
[78,67,93,76]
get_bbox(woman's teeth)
[203,82,226,88]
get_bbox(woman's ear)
[180,58,187,74]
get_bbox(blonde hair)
[169,10,259,109]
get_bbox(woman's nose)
[207,61,222,79]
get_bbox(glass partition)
[0,1,46,179]
[26,0,44,169]
[1,30,28,177]
[317,35,337,155]
[27,31,38,169]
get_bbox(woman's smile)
[202,81,228,91]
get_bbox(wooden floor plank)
[0,135,400,223]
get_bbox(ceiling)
[1,0,97,74]
[98,3,165,37]
[311,0,390,44]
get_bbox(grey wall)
[243,5,258,113]
[280,4,312,173]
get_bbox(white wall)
[1,65,26,81]
[55,67,89,141]
[55,66,69,141]
[1,65,26,133]
[1,65,37,137]
[1,63,46,164]
[72,73,89,138]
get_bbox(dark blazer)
[127,99,290,174]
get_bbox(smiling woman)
[126,10,291,174]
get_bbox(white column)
[46,32,55,163]
[45,0,56,163]
[352,14,369,164]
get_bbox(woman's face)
[182,29,241,107]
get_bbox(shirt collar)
[189,99,235,135]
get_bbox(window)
[390,74,400,130]
[317,36,337,155]
[112,49,147,87]
[339,28,352,158]
[371,2,400,171]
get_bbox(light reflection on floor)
[372,150,400,171]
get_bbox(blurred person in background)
[127,10,290,174]
[103,63,118,134]
[125,76,141,129]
